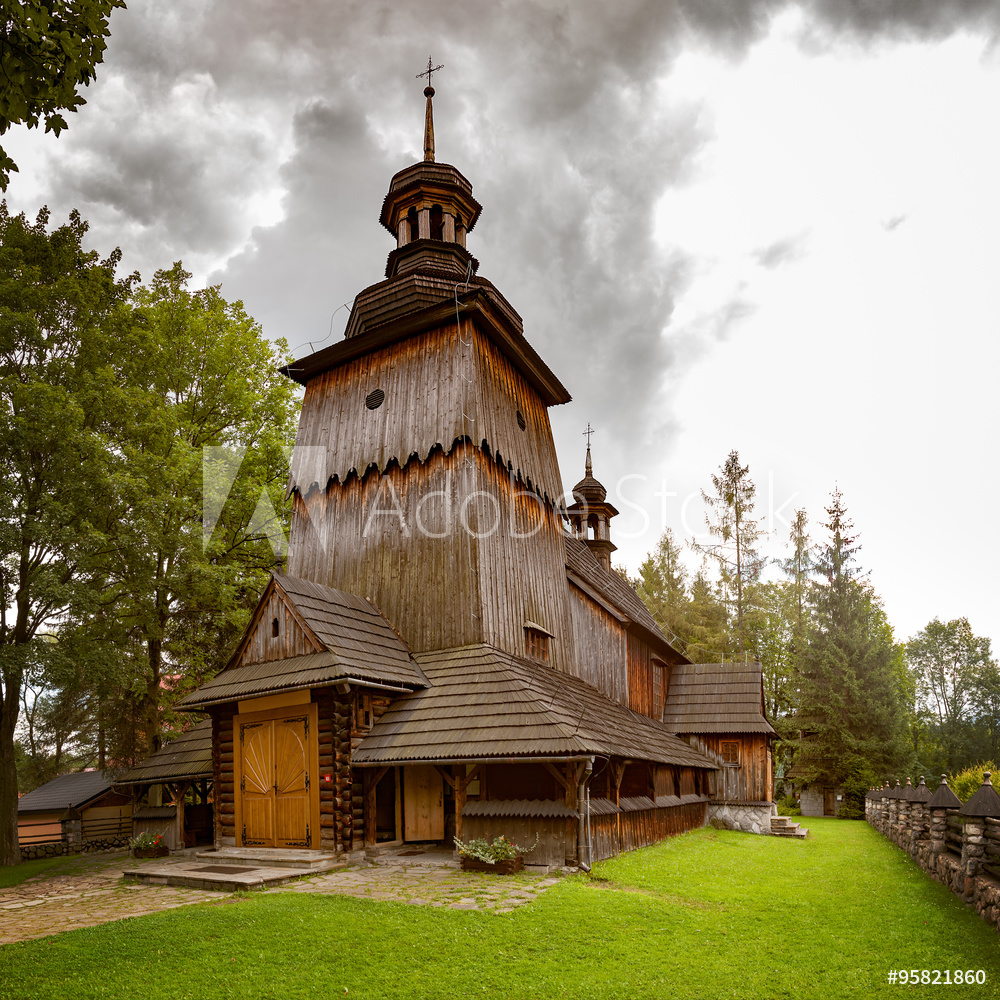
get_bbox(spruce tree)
[796,488,911,813]
[696,449,764,656]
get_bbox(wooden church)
[177,75,774,867]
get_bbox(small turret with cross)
[566,424,618,572]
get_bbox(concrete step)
[194,847,342,870]
[122,852,347,892]
[771,818,809,838]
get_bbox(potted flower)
[130,832,169,858]
[453,834,538,874]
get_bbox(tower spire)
[416,57,443,162]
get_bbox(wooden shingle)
[662,661,775,735]
[353,644,717,768]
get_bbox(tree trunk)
[0,674,22,866]
[144,637,162,759]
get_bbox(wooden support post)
[449,765,480,844]
[612,760,626,851]
[362,768,387,849]
[394,768,403,843]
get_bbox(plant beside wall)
[454,834,538,873]
[130,832,168,858]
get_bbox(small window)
[720,741,740,766]
[516,410,526,431]
[271,617,280,638]
[365,388,385,410]
[430,204,444,240]
[525,628,550,664]
[354,692,374,733]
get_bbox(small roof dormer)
[378,64,482,283]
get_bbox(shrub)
[946,761,1000,803]
[453,834,538,863]
[776,795,800,817]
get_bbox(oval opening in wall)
[516,410,526,430]
[366,388,385,410]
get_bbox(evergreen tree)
[634,529,688,651]
[796,489,911,812]
[696,450,764,656]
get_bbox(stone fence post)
[958,772,1000,881]
[898,779,912,847]
[909,777,931,860]
[60,804,83,853]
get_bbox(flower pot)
[460,855,524,874]
[133,845,169,859]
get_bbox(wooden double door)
[234,703,319,848]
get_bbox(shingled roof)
[564,537,687,665]
[177,574,427,709]
[17,770,117,814]
[116,719,213,785]
[352,644,717,768]
[661,660,775,735]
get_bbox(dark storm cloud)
[15,0,997,485]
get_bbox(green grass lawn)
[1,819,998,999]
[0,852,84,890]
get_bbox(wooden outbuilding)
[662,660,776,833]
[116,718,214,850]
[17,770,131,849]
[177,77,769,868]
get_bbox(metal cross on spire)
[417,57,444,92]
[583,422,595,448]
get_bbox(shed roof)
[17,770,116,814]
[353,644,716,768]
[661,661,775,735]
[178,574,427,709]
[116,720,213,785]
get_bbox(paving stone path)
[0,852,562,946]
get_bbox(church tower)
[283,73,574,667]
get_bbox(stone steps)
[122,847,346,892]
[771,816,809,839]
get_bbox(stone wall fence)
[867,773,1000,932]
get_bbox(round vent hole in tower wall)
[366,388,385,410]
[516,410,526,431]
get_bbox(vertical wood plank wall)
[462,815,569,868]
[687,734,772,802]
[287,443,575,668]
[235,588,321,666]
[627,635,655,717]
[288,325,563,503]
[588,803,706,861]
[566,585,627,704]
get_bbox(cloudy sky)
[6,0,999,654]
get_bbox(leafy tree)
[696,450,764,656]
[84,263,299,758]
[906,618,994,773]
[0,204,133,865]
[0,1,124,189]
[0,209,299,865]
[795,488,911,812]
